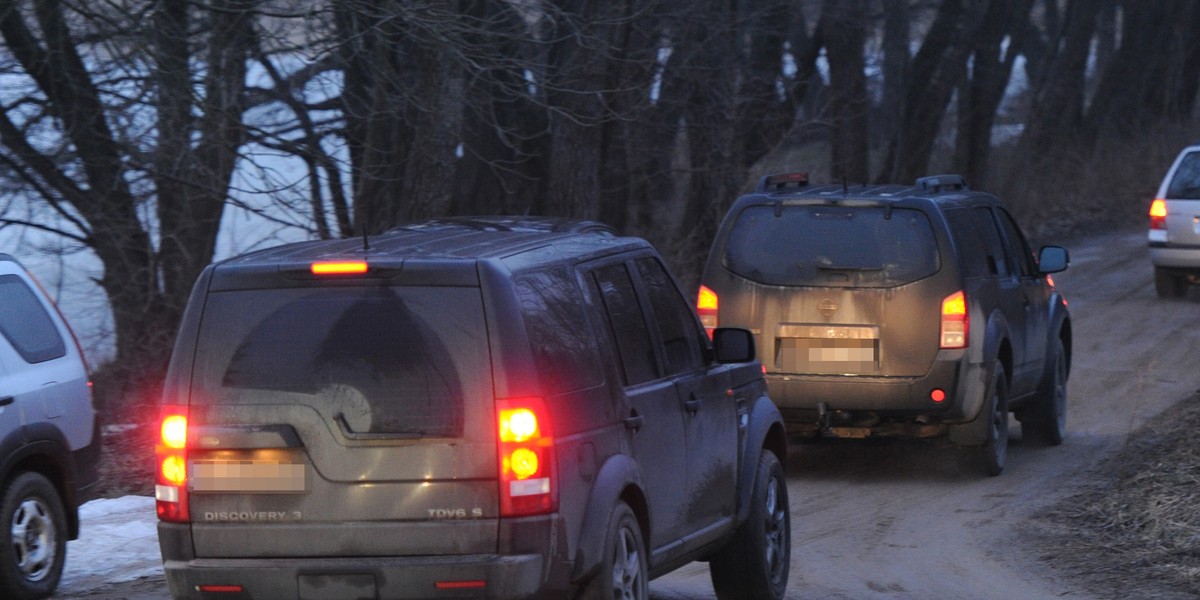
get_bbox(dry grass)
[1034,392,1200,599]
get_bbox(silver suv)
[156,224,790,600]
[1149,143,1200,298]
[0,254,99,600]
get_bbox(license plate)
[776,324,879,374]
[192,459,307,493]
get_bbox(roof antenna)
[842,176,848,195]
[361,222,370,252]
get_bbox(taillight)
[697,285,719,338]
[1150,198,1168,230]
[156,405,190,523]
[497,397,556,517]
[940,291,968,349]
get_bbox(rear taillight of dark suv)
[156,405,190,523]
[940,291,969,349]
[497,397,557,516]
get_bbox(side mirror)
[713,328,755,363]
[1038,246,1069,274]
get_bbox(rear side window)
[1167,151,1200,198]
[592,264,658,386]
[723,205,939,287]
[515,268,603,395]
[634,257,703,375]
[0,274,66,364]
[191,286,487,438]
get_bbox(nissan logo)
[818,298,838,318]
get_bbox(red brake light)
[697,285,719,338]
[310,261,368,275]
[497,398,556,517]
[1150,198,1167,230]
[940,291,968,349]
[156,405,190,523]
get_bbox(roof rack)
[756,172,809,192]
[915,174,968,194]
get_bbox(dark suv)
[699,174,1071,475]
[156,224,790,599]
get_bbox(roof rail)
[915,174,968,193]
[756,172,809,192]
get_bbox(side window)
[634,257,704,375]
[995,208,1038,277]
[943,209,989,278]
[972,207,1011,278]
[514,268,604,395]
[591,263,659,386]
[0,274,66,364]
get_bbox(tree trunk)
[953,0,1032,189]
[877,0,989,184]
[1017,0,1099,158]
[822,0,870,183]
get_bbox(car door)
[588,261,689,553]
[994,207,1049,395]
[632,256,737,542]
[973,207,1028,377]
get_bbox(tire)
[0,472,67,600]
[1154,267,1187,298]
[962,361,1009,477]
[710,451,790,600]
[1024,338,1068,446]
[578,502,647,600]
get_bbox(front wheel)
[578,502,647,600]
[0,472,67,600]
[1023,338,1068,446]
[710,451,790,600]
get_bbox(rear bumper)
[1149,244,1200,269]
[766,354,982,432]
[162,554,547,599]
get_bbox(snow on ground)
[59,496,162,589]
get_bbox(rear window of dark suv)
[189,285,486,437]
[722,205,940,287]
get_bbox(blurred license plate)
[776,325,879,374]
[192,460,307,493]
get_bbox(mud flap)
[948,362,992,446]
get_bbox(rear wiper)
[817,265,883,272]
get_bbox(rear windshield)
[723,205,939,287]
[1167,151,1200,198]
[190,285,488,437]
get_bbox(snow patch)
[59,496,162,588]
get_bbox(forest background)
[0,0,1196,416]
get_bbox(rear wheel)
[1023,338,1068,446]
[579,502,647,600]
[1154,267,1187,298]
[710,451,790,600]
[961,361,1009,477]
[0,472,67,600]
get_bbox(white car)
[0,254,99,600]
[1149,144,1200,298]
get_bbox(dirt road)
[51,229,1200,599]
[651,228,1200,599]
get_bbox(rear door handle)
[684,399,701,413]
[0,397,13,407]
[624,415,644,432]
